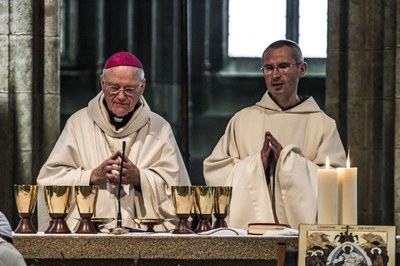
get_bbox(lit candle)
[337,153,357,225]
[317,157,338,224]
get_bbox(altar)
[13,233,298,266]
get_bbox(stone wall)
[0,0,60,226]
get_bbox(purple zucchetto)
[103,51,143,69]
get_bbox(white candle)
[318,157,338,224]
[337,155,357,225]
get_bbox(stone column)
[0,0,60,226]
[326,0,396,227]
[0,0,14,223]
[394,1,400,234]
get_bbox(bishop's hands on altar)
[203,39,346,230]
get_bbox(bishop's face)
[100,66,146,117]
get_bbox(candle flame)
[346,147,351,168]
[325,157,330,169]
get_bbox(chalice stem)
[46,214,71,234]
[15,213,36,233]
[76,213,97,234]
[172,215,193,234]
[195,215,212,233]
[212,214,228,228]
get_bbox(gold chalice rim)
[134,217,171,226]
[90,217,115,224]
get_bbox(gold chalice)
[75,185,99,234]
[172,186,194,234]
[212,186,232,228]
[194,186,215,233]
[44,186,72,234]
[14,184,38,233]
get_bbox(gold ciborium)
[14,184,38,233]
[44,186,72,234]
[172,186,194,234]
[194,186,215,233]
[75,185,98,234]
[212,186,232,228]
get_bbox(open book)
[247,223,290,235]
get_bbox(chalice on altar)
[44,185,72,234]
[75,185,98,234]
[212,186,232,228]
[172,186,194,234]
[14,184,38,233]
[194,186,215,233]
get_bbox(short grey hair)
[102,67,145,81]
[261,39,304,64]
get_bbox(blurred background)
[59,0,328,184]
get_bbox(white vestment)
[37,92,190,231]
[204,92,346,229]
[0,239,27,266]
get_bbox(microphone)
[117,141,126,228]
[110,141,128,234]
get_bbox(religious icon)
[298,224,395,266]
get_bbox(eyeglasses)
[260,62,302,75]
[104,81,143,97]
